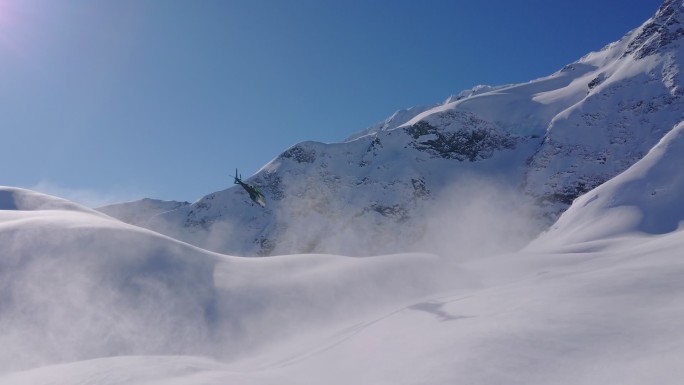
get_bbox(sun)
[0,0,15,45]
[0,0,27,60]
[0,0,12,26]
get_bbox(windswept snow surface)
[0,187,460,377]
[2,183,684,384]
[5,114,684,383]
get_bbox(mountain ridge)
[100,1,684,257]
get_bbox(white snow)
[3,2,684,384]
[530,120,684,248]
[0,187,461,379]
[2,176,684,384]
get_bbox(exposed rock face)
[404,115,517,162]
[625,0,684,60]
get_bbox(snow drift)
[0,187,458,373]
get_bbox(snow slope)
[0,186,457,373]
[3,171,684,384]
[104,0,684,257]
[0,187,219,370]
[530,120,684,248]
[0,187,104,214]
[525,0,684,218]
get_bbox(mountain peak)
[658,0,683,16]
[624,0,684,59]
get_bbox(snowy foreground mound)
[3,148,684,385]
[0,187,456,378]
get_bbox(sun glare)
[0,0,31,61]
[0,0,12,24]
[0,0,15,45]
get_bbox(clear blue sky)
[0,0,660,205]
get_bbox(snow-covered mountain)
[3,108,684,383]
[102,0,683,258]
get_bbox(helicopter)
[234,168,266,207]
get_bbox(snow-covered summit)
[344,104,436,142]
[624,0,684,61]
[344,84,511,142]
